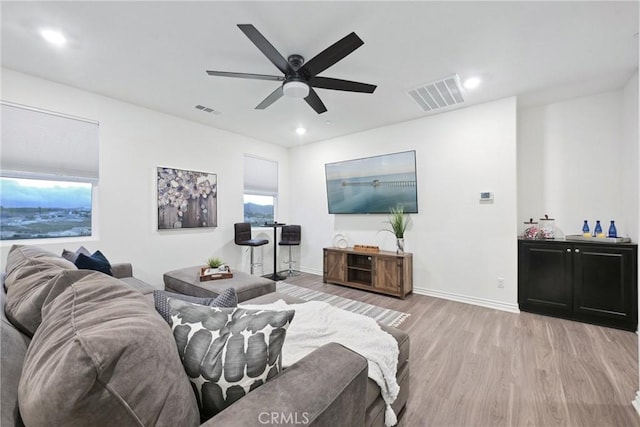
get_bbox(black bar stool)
[234,223,268,275]
[279,225,301,276]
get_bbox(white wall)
[518,86,638,240]
[0,69,290,286]
[622,72,639,242]
[289,97,519,311]
[628,71,640,414]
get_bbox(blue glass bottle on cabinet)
[594,220,603,238]
[582,220,590,238]
[608,221,617,238]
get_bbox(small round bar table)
[262,222,286,281]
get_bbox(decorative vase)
[396,238,405,254]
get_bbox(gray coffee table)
[163,265,275,302]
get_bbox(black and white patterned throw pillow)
[168,299,295,421]
[153,288,238,325]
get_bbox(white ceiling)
[1,1,638,147]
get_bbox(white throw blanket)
[240,299,400,426]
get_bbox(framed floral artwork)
[157,167,217,229]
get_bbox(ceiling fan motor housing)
[287,54,305,70]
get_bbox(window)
[0,178,92,240]
[243,155,278,226]
[243,194,275,226]
[0,102,99,241]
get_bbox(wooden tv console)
[323,247,413,299]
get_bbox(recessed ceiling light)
[40,29,67,46]
[463,77,481,90]
[295,127,306,135]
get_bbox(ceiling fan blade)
[237,24,291,75]
[304,88,328,114]
[206,70,284,82]
[310,76,376,93]
[302,32,364,77]
[256,86,284,110]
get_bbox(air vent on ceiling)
[195,104,220,114]
[407,74,465,112]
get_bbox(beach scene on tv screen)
[325,151,418,214]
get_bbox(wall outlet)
[497,277,505,288]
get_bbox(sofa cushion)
[168,299,294,421]
[1,285,30,427]
[4,244,74,278]
[75,250,112,275]
[18,273,200,427]
[153,288,238,325]
[4,245,77,337]
[120,276,156,295]
[12,270,98,337]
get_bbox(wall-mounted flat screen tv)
[325,150,418,214]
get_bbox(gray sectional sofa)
[1,244,409,426]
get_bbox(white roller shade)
[244,155,278,195]
[1,102,99,182]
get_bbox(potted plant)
[206,256,226,273]
[383,205,410,254]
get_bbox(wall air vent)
[194,104,220,114]
[407,74,465,112]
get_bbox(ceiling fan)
[206,24,377,114]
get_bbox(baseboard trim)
[633,391,640,416]
[413,287,520,313]
[299,266,323,276]
[283,270,520,313]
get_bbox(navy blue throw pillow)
[75,250,112,276]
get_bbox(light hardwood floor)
[283,272,639,427]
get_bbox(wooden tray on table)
[199,266,233,282]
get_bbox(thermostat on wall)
[480,192,494,202]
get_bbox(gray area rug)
[276,282,410,327]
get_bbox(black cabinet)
[518,239,637,331]
[519,242,573,315]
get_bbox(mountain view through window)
[0,177,92,240]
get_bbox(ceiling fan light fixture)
[283,81,310,98]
